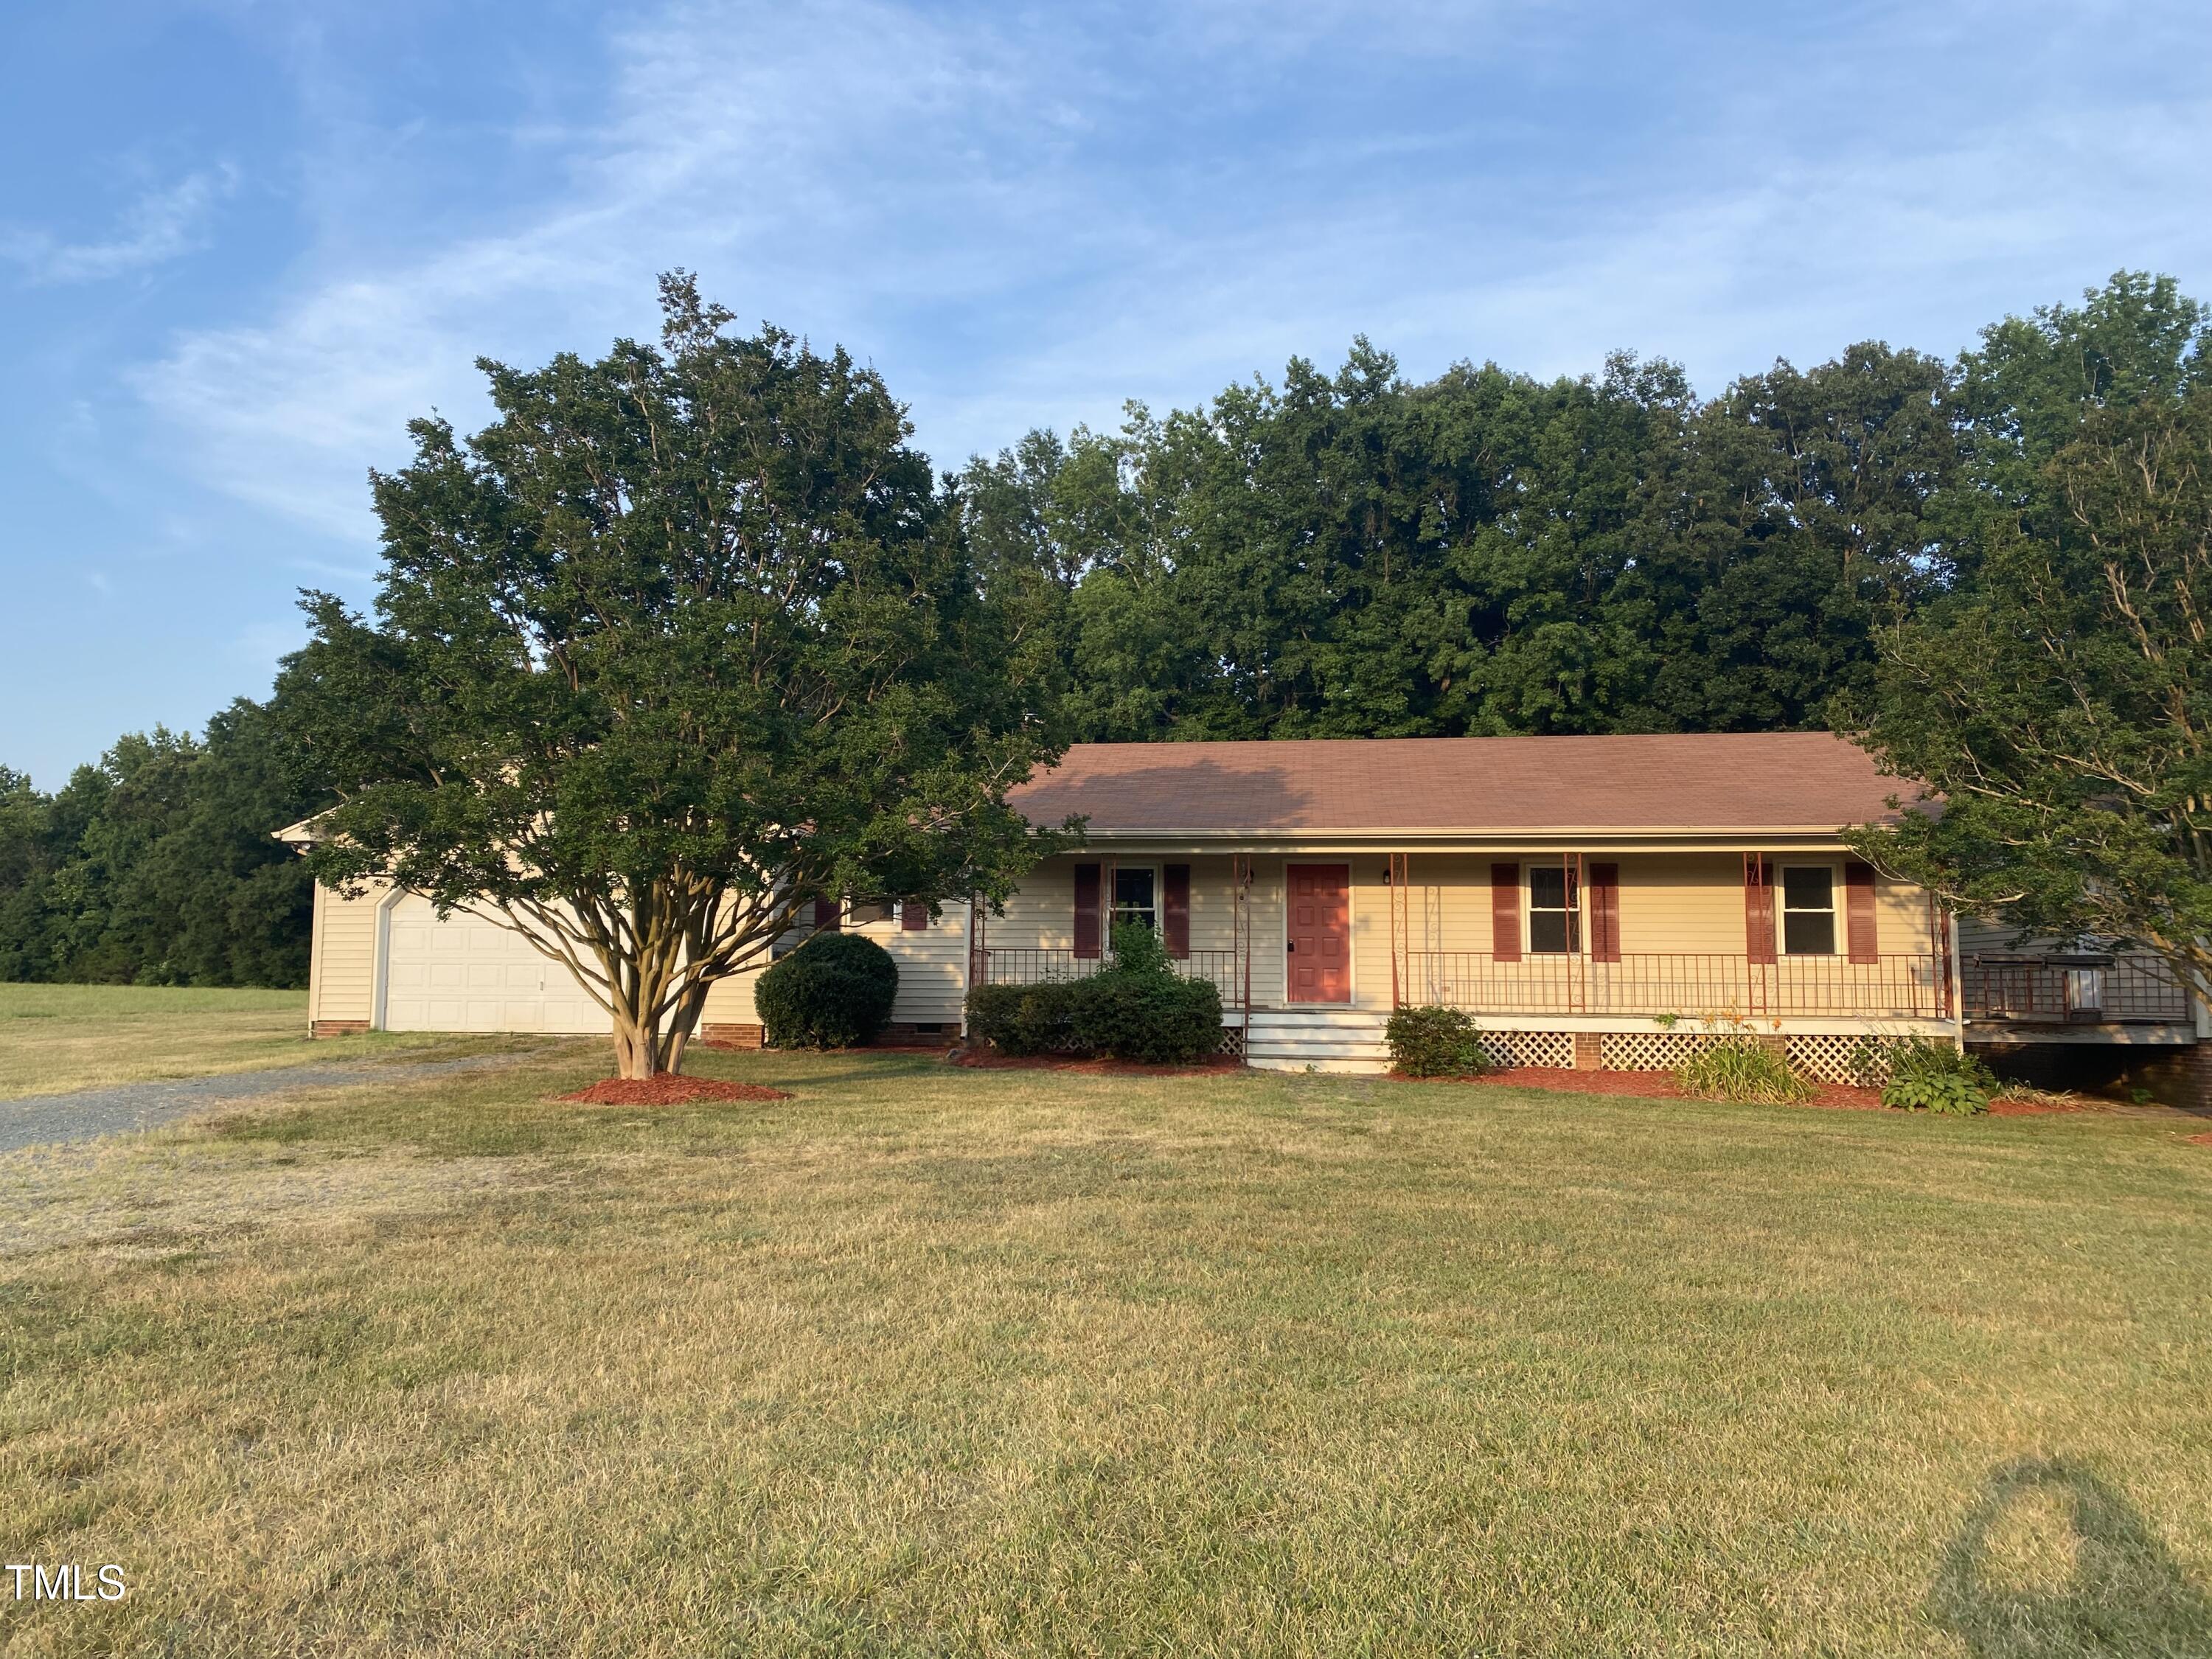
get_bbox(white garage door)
[382,896,611,1033]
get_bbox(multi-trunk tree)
[281,274,1067,1078]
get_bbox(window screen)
[1781,867,1836,956]
[1528,864,1579,954]
[1112,867,1157,934]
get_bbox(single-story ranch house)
[291,734,2210,1087]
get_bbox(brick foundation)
[1977,1038,2212,1111]
[310,1020,370,1038]
[2129,1041,2212,1112]
[700,1023,765,1050]
[1573,1031,1604,1071]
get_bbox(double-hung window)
[1111,867,1158,935]
[1779,866,1837,956]
[1528,864,1580,954]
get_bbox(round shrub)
[754,931,899,1048]
[965,980,1082,1057]
[1385,1005,1489,1077]
[1067,922,1222,1064]
[967,924,1222,1065]
[1072,968,1223,1064]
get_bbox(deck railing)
[1962,954,2192,1025]
[1402,951,1951,1018]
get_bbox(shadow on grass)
[1933,1455,2212,1658]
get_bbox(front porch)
[972,849,1964,1074]
[975,942,1952,1020]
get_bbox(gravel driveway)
[0,1054,529,1155]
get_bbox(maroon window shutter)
[813,897,841,932]
[900,900,928,931]
[1588,863,1621,964]
[1163,864,1191,959]
[1072,863,1102,959]
[1490,863,1522,962]
[1844,861,1879,964]
[1744,856,1775,964]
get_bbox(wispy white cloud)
[3,165,237,285]
[131,0,2212,553]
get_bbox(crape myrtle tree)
[281,274,1068,1079]
[1845,351,2212,1001]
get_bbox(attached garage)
[380,895,610,1034]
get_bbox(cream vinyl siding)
[307,878,387,1027]
[1874,871,1937,956]
[995,853,1275,998]
[704,902,972,1029]
[304,884,970,1034]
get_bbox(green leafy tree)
[1954,271,2210,515]
[0,767,47,981]
[978,337,1952,742]
[1844,388,2212,999]
[0,701,321,987]
[1639,342,1958,731]
[281,274,1065,1079]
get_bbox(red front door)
[1286,863,1352,1004]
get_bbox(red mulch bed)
[556,1075,793,1105]
[2186,1131,2212,1147]
[1394,1066,2107,1116]
[1398,1065,1885,1111]
[1986,1098,2097,1116]
[952,1050,1245,1078]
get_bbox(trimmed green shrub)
[1385,1005,1489,1077]
[964,979,1082,1057]
[963,923,1222,1065]
[1882,1038,1992,1116]
[754,930,899,1048]
[1677,1036,1815,1105]
[1073,923,1222,1064]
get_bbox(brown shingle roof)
[1009,734,1913,835]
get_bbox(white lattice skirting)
[1478,1030,1578,1069]
[1786,1034,1903,1085]
[1596,1030,1907,1085]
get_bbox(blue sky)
[4,0,2209,785]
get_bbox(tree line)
[964,271,2204,742]
[1,268,2204,997]
[0,699,320,986]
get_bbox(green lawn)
[0,983,490,1100]
[2,1048,2208,1656]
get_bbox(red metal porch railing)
[1402,950,1951,1018]
[982,947,1245,995]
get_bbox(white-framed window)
[1527,862,1580,955]
[1111,866,1159,935]
[1778,865,1837,956]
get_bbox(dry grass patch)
[1,1052,2208,1655]
[0,983,508,1100]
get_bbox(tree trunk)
[611,1012,660,1080]
[659,980,712,1077]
